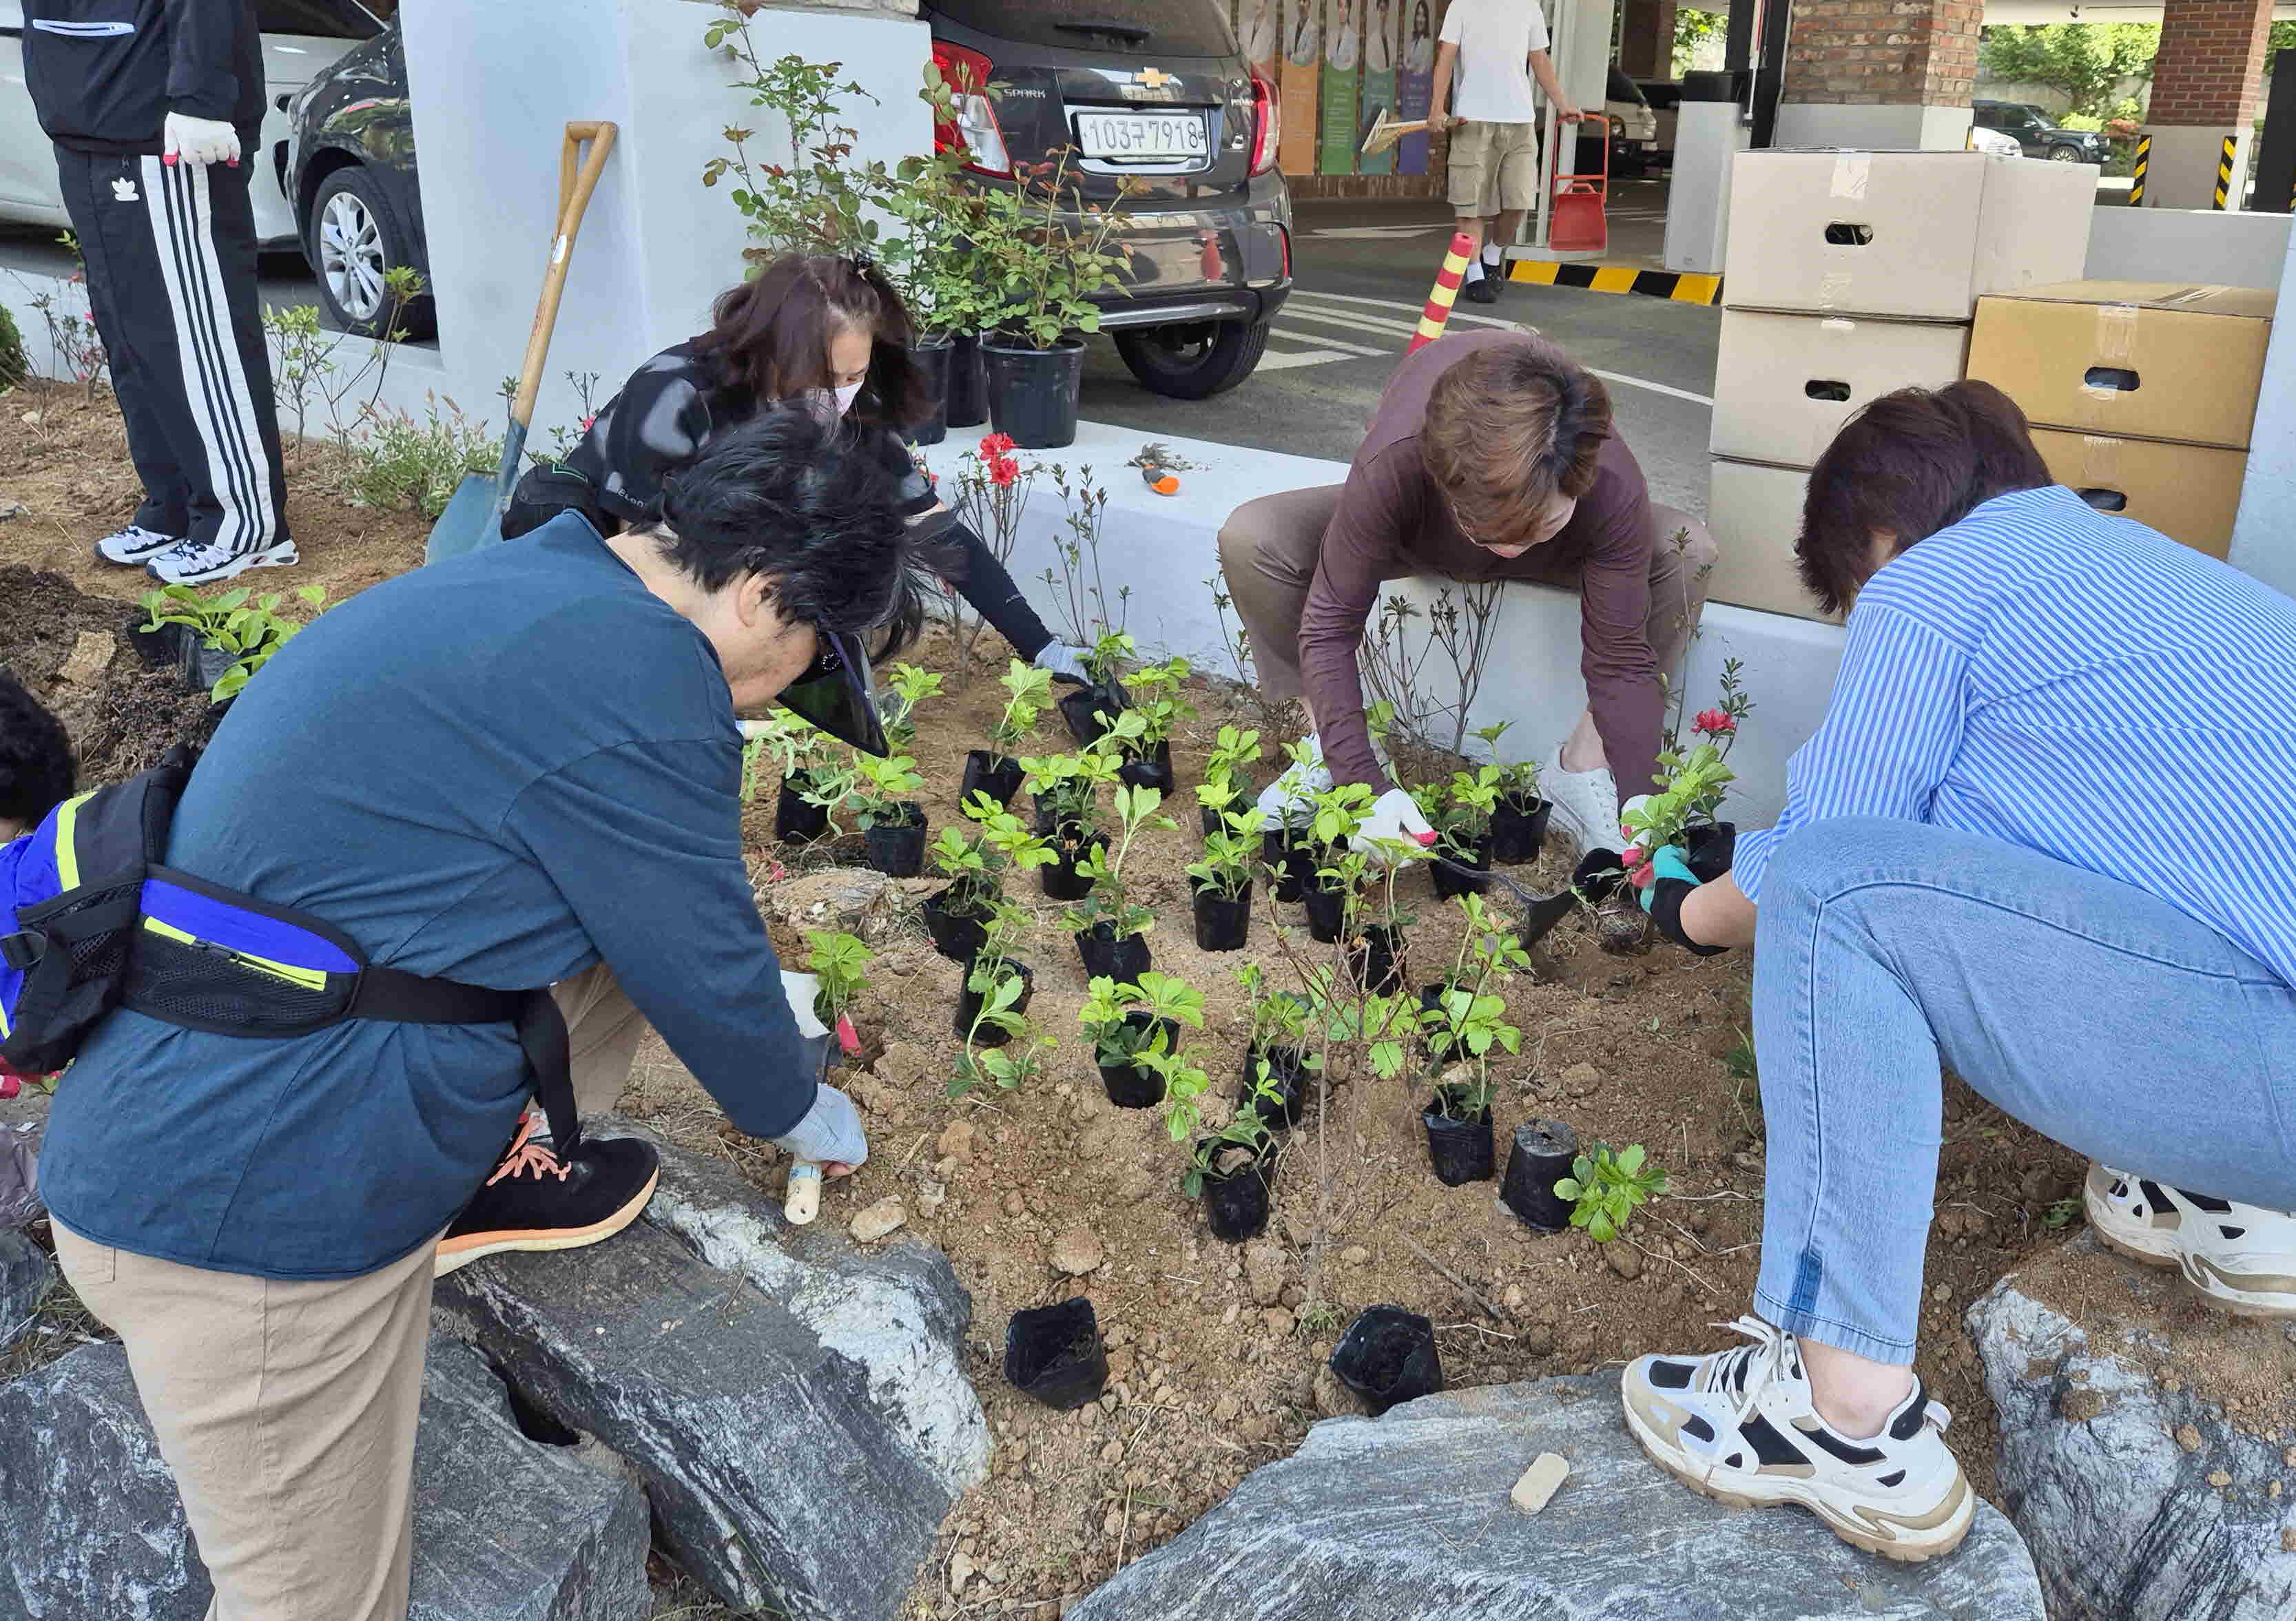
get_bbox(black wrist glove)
[1647,876,1728,957]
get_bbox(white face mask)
[833,381,864,417]
[800,383,866,427]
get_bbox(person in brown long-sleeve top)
[1217,329,1717,854]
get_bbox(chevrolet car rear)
[924,0,1294,398]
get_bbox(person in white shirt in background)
[1427,0,1582,302]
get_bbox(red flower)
[980,433,1016,456]
[579,414,596,433]
[1620,844,1648,869]
[1694,709,1737,736]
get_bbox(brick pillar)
[1773,0,1980,149]
[1618,0,1678,82]
[2143,0,2274,208]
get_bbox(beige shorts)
[1447,119,1540,215]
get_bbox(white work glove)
[1032,643,1093,686]
[779,970,830,1038]
[770,1082,869,1168]
[163,112,240,168]
[1352,786,1437,863]
[1256,733,1331,831]
[1616,794,1653,849]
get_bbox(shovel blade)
[425,473,504,565]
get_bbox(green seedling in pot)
[1179,1069,1282,1196]
[989,659,1054,754]
[1429,891,1531,998]
[805,929,873,1055]
[1553,1142,1669,1243]
[1078,970,1206,1069]
[1122,656,1197,752]
[1186,809,1259,902]
[140,581,329,701]
[1472,719,1543,805]
[1196,768,1250,825]
[849,751,926,832]
[794,750,864,838]
[1137,1040,1213,1145]
[1020,748,1117,840]
[1062,782,1175,942]
[1203,724,1263,787]
[949,969,1055,1100]
[1081,628,1136,690]
[1620,744,1735,856]
[927,827,1004,916]
[1421,985,1520,1081]
[880,661,944,751]
[964,792,1057,871]
[1236,966,1319,1071]
[1301,962,1414,1082]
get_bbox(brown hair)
[691,254,929,433]
[1797,381,2052,614]
[1421,339,1612,548]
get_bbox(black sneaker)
[1461,274,1499,305]
[434,1115,660,1277]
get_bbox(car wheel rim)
[2050,147,2078,161]
[319,192,387,322]
[1147,325,1217,364]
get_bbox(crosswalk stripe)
[1255,347,1353,371]
[1279,303,1426,341]
[1272,324,1388,358]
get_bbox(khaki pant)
[1447,120,1540,216]
[1215,484,1717,708]
[52,964,647,1621]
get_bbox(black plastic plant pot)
[1032,793,1071,838]
[982,336,1084,451]
[1501,1117,1581,1232]
[920,887,991,964]
[1423,1097,1496,1186]
[1237,1046,1308,1129]
[1058,684,1124,749]
[960,750,1025,809]
[1348,923,1405,994]
[1417,981,1461,1062]
[1199,1142,1274,1243]
[1117,741,1177,798]
[1686,821,1739,885]
[179,635,237,696]
[1330,1305,1444,1416]
[1040,834,1104,901]
[1302,880,1348,944]
[1202,779,1258,836]
[1430,835,1493,899]
[953,962,1035,1044]
[862,805,929,878]
[1261,829,1307,904]
[1192,882,1252,952]
[1491,795,1555,866]
[1098,1015,1177,1108]
[907,335,952,448]
[125,613,183,670]
[774,775,829,844]
[1004,1297,1108,1412]
[947,332,989,430]
[1075,923,1151,983]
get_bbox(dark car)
[285,14,426,338]
[1972,99,2107,164]
[922,0,1292,398]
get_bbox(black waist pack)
[0,745,578,1149]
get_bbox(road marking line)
[1286,289,1524,332]
[1585,367,1712,406]
[1279,303,1427,340]
[1272,324,1388,358]
[1256,347,1354,371]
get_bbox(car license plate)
[1074,111,1208,161]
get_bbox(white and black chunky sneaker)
[1622,1315,1974,1562]
[144,535,300,586]
[2085,1163,2296,1318]
[93,524,186,567]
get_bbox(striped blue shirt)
[1733,485,2296,987]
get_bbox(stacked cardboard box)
[1705,150,2096,622]
[1965,281,2277,561]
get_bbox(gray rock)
[0,1229,53,1352]
[0,1335,650,1620]
[435,1117,989,1621]
[1068,1372,2043,1621]
[1968,1235,2296,1621]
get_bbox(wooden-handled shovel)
[1359,105,1433,158]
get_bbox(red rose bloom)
[1694,709,1737,736]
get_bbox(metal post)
[2215,134,2237,209]
[2128,132,2150,207]
[1750,0,1791,149]
[2255,49,2296,216]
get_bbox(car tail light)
[931,42,1013,178]
[1279,223,1291,280]
[1248,69,1279,176]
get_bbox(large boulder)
[435,1117,989,1621]
[0,1335,650,1620]
[1968,1233,2296,1620]
[1068,1372,2043,1621]
[0,1230,52,1354]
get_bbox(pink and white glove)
[163,112,240,168]
[1351,786,1438,865]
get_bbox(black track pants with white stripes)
[52,146,288,554]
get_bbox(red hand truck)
[1547,112,1611,256]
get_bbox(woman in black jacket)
[506,254,1091,682]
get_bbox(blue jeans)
[1751,818,2296,1363]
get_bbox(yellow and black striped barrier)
[2128,133,2149,205]
[1506,260,1724,304]
[2214,135,2236,209]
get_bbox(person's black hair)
[647,406,929,660]
[691,254,931,435]
[0,670,75,831]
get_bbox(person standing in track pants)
[25,0,295,586]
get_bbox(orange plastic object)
[1548,114,1610,256]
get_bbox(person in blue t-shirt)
[39,408,923,1619]
[1598,382,2296,1567]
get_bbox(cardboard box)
[2027,430,2248,561]
[1967,281,2277,451]
[1710,310,1971,467]
[1724,150,2095,322]
[1705,457,1841,624]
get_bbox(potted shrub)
[878,661,945,754]
[1417,893,1530,1060]
[1473,721,1553,866]
[1057,629,1137,748]
[951,898,1037,1042]
[1618,743,1736,894]
[1301,783,1378,944]
[971,152,1132,449]
[851,752,929,877]
[138,581,328,703]
[1234,965,1318,1129]
[919,801,1051,962]
[743,709,834,843]
[949,440,1040,663]
[949,934,1055,1097]
[1552,1142,1669,1241]
[1110,656,1194,795]
[805,929,873,1059]
[1062,781,1173,981]
[1185,809,1257,953]
[880,90,990,446]
[1195,725,1263,835]
[966,660,1053,807]
[1079,971,1204,1108]
[1420,765,1502,898]
[1183,1108,1279,1243]
[1020,750,1116,900]
[1677,661,1755,881]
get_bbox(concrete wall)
[2082,203,2293,285]
[2230,215,2296,597]
[1772,102,1976,150]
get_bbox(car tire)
[2047,143,2083,162]
[1115,318,1271,400]
[307,166,435,340]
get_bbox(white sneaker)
[1622,1316,1974,1563]
[94,524,185,567]
[2085,1163,2296,1318]
[1542,743,1621,856]
[144,535,300,586]
[1256,734,1332,831]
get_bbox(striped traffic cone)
[1407,231,1478,355]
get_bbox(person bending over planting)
[34,411,917,1618]
[1595,381,2296,1563]
[1217,330,1717,860]
[506,251,1096,685]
